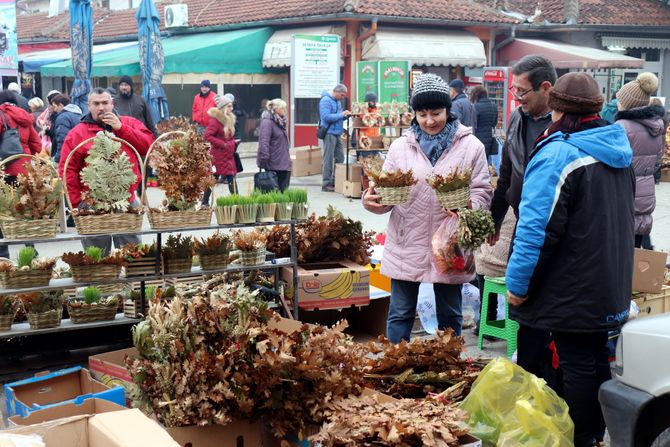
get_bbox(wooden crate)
[125,257,163,277]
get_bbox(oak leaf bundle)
[149,131,215,211]
[0,159,62,220]
[427,168,472,193]
[369,169,418,188]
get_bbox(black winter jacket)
[506,122,635,332]
[473,98,498,156]
[115,92,157,136]
[490,108,552,228]
[53,104,82,163]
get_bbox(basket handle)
[61,134,145,211]
[0,153,64,222]
[141,130,188,209]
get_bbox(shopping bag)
[254,169,279,192]
[461,357,574,446]
[431,216,475,283]
[234,140,243,173]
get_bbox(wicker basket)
[215,205,237,225]
[0,314,14,331]
[164,257,193,274]
[67,300,118,324]
[238,248,267,266]
[435,186,471,210]
[237,204,258,224]
[1,218,58,240]
[62,135,146,235]
[199,252,230,271]
[0,268,53,289]
[148,208,212,230]
[377,186,412,205]
[71,212,144,235]
[275,203,293,221]
[256,203,277,223]
[0,154,63,240]
[125,256,162,277]
[70,264,121,283]
[292,203,309,220]
[26,308,62,330]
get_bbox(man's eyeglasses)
[508,86,536,99]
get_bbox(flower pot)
[376,186,412,205]
[0,314,14,331]
[0,268,53,289]
[215,205,237,225]
[237,204,258,224]
[199,252,230,271]
[292,203,309,220]
[148,208,212,230]
[67,299,118,324]
[238,248,267,266]
[257,203,277,223]
[0,218,58,240]
[164,257,193,274]
[27,308,62,330]
[70,264,121,283]
[275,203,293,221]
[435,186,470,210]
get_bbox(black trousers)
[552,331,611,447]
[516,324,563,394]
[271,170,291,192]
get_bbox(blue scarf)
[411,120,459,166]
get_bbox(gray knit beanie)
[411,74,452,111]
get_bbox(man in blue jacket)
[449,79,476,128]
[319,84,351,191]
[51,94,82,163]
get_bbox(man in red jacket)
[58,87,154,254]
[191,79,217,133]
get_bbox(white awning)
[263,25,345,68]
[361,28,486,67]
[21,42,137,72]
[601,35,670,51]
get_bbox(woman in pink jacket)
[363,74,492,343]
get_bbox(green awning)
[40,27,273,77]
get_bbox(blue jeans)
[387,279,463,343]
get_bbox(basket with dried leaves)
[162,234,194,274]
[0,247,55,289]
[146,131,215,229]
[0,295,18,330]
[120,242,161,277]
[0,154,63,240]
[155,116,197,134]
[67,286,119,324]
[63,132,145,235]
[233,229,267,265]
[62,246,126,283]
[195,232,231,271]
[427,168,472,210]
[19,290,64,329]
[359,154,385,181]
[370,169,418,205]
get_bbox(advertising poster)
[0,0,18,73]
[292,34,340,99]
[356,61,378,102]
[378,60,409,104]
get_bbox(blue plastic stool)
[477,276,519,358]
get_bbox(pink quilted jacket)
[363,124,492,284]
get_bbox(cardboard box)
[8,398,126,427]
[4,367,125,418]
[633,285,670,319]
[632,248,668,294]
[298,292,389,342]
[281,261,370,310]
[167,420,262,447]
[334,163,363,194]
[661,168,670,182]
[291,146,322,177]
[89,347,138,395]
[3,409,180,447]
[367,263,391,293]
[343,180,362,198]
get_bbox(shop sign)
[291,34,340,99]
[356,61,378,102]
[378,60,409,104]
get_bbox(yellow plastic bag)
[460,357,574,446]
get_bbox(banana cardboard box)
[281,260,370,310]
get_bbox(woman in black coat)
[470,85,499,159]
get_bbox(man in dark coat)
[7,82,30,113]
[51,94,83,163]
[449,79,476,128]
[469,85,499,159]
[115,75,157,136]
